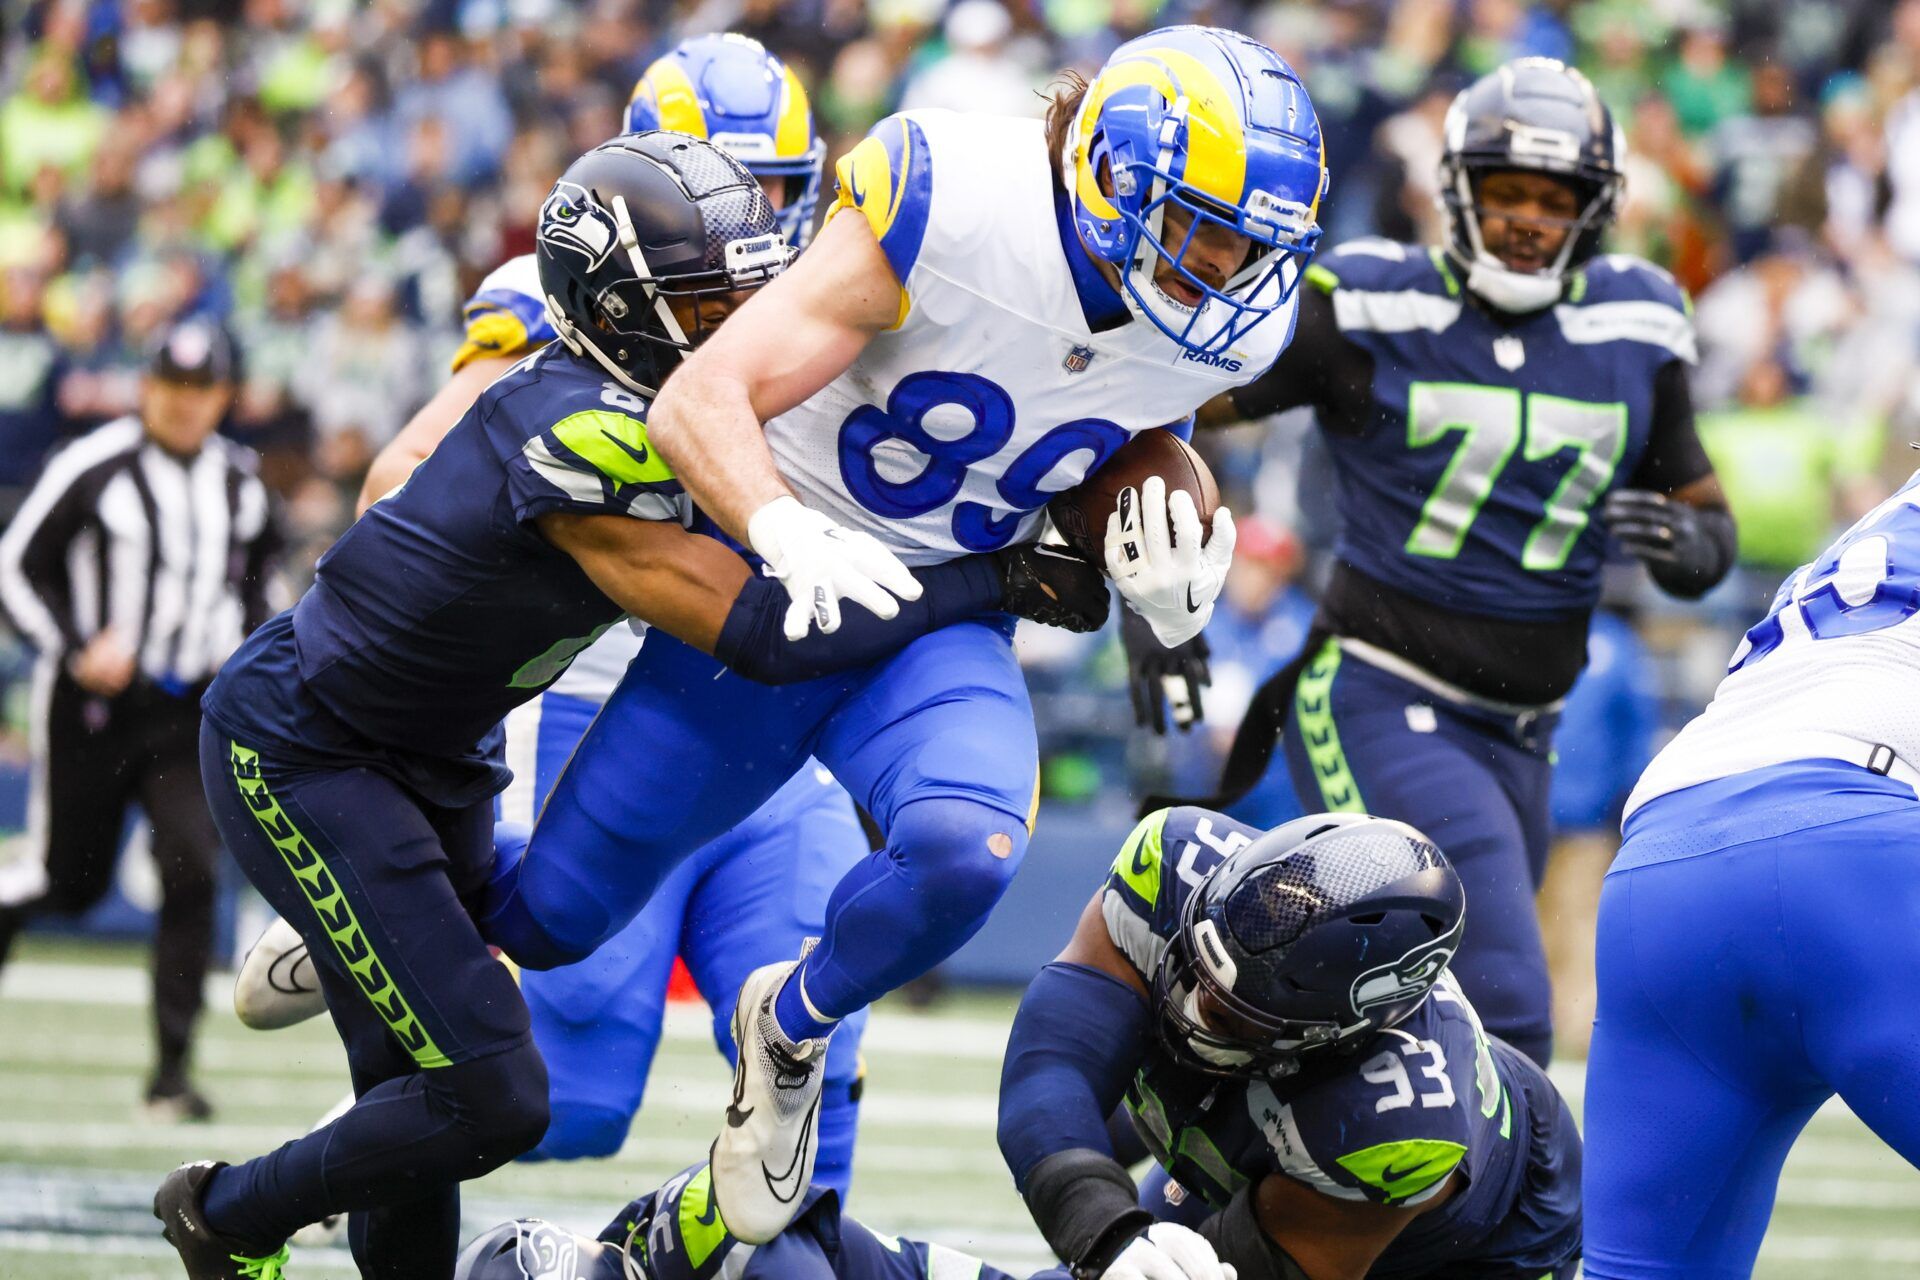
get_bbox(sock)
[772,965,839,1044]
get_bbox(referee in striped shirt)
[0,319,280,1120]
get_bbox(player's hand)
[995,542,1111,633]
[1101,1224,1237,1280]
[1104,475,1236,649]
[1601,489,1703,565]
[68,629,136,697]
[747,495,923,640]
[1121,608,1210,734]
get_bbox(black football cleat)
[154,1161,290,1279]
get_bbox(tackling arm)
[535,513,1106,683]
[998,894,1162,1276]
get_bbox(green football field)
[4,938,1919,1279]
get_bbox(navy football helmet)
[1438,58,1625,312]
[453,1220,628,1280]
[1151,813,1466,1079]
[536,131,793,395]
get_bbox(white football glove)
[1102,1223,1238,1280]
[747,495,924,640]
[1104,475,1237,649]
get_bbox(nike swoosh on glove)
[748,495,923,640]
[1104,475,1236,649]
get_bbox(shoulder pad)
[1102,807,1263,978]
[1573,254,1691,311]
[1247,1013,1476,1209]
[454,254,555,374]
[494,352,682,524]
[1558,254,1697,363]
[825,112,935,323]
[1309,240,1456,297]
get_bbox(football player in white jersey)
[231,35,880,1196]
[477,25,1331,1243]
[1584,472,1920,1278]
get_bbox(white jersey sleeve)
[1626,471,1920,816]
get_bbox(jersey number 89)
[837,371,1130,552]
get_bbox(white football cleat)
[709,947,833,1244]
[233,917,326,1031]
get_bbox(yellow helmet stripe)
[1073,45,1248,218]
[774,63,813,160]
[636,57,707,139]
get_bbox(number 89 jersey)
[761,110,1299,565]
[1312,240,1696,620]
[1628,472,1920,816]
[1105,808,1582,1277]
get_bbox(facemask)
[1182,988,1255,1068]
[1464,255,1565,314]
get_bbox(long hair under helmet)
[1152,813,1467,1079]
[1438,58,1626,313]
[1063,25,1328,356]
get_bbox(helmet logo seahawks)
[1349,917,1464,1018]
[514,1220,579,1279]
[539,182,621,273]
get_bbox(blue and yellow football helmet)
[627,34,826,250]
[1065,26,1327,355]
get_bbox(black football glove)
[1121,605,1211,735]
[995,543,1111,633]
[1601,489,1736,599]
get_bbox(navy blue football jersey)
[1104,807,1582,1278]
[1307,242,1695,622]
[207,344,682,774]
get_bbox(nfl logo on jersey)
[1062,344,1097,374]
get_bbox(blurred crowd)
[3,0,1920,832]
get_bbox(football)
[1048,428,1221,566]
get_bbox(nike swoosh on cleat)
[760,1095,820,1206]
[725,1104,755,1128]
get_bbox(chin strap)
[1463,256,1565,313]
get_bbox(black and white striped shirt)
[0,417,281,686]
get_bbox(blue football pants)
[1283,642,1556,1064]
[495,620,1037,1025]
[503,689,869,1193]
[1585,761,1920,1279]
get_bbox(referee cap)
[149,317,239,386]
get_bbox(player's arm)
[644,120,935,634]
[1000,813,1217,1278]
[1194,274,1370,433]
[536,511,1105,684]
[1600,358,1736,599]
[1197,1170,1455,1280]
[357,355,516,515]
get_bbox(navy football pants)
[1586,760,1920,1279]
[199,725,545,1277]
[1283,641,1556,1064]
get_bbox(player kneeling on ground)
[152,132,1107,1280]
[999,809,1582,1280]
